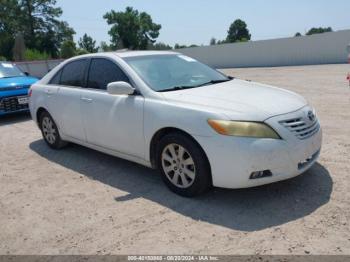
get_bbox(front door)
[80,58,145,159]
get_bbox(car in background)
[0,61,38,116]
[29,51,322,197]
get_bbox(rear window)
[60,59,87,87]
[49,70,62,85]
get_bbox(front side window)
[123,54,230,92]
[0,62,25,78]
[60,59,87,87]
[87,58,129,90]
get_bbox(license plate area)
[17,96,29,105]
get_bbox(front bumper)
[0,95,30,115]
[194,107,323,189]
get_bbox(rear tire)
[39,111,68,149]
[156,133,212,197]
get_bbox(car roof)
[113,50,179,58]
[71,50,180,60]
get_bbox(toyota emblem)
[307,111,315,122]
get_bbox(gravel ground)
[0,64,349,255]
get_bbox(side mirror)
[24,72,29,76]
[107,81,135,95]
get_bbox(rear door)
[49,59,88,141]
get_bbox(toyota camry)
[29,51,322,197]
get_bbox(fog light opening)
[249,170,273,180]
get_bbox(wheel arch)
[36,107,49,127]
[149,127,212,182]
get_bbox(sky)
[56,0,350,47]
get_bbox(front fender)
[143,98,227,162]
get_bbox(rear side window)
[49,70,62,85]
[60,59,87,87]
[87,58,129,90]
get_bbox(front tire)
[157,133,211,197]
[39,111,68,149]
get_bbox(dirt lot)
[0,64,349,255]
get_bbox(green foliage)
[60,40,76,59]
[174,44,187,49]
[103,6,161,50]
[76,49,89,55]
[24,49,50,61]
[78,33,98,53]
[0,56,7,61]
[0,0,75,59]
[217,40,228,45]
[226,19,251,43]
[306,27,333,36]
[148,42,172,50]
[100,41,114,52]
[0,0,18,60]
[210,38,217,45]
[295,32,302,37]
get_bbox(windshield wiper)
[196,78,232,87]
[158,78,233,92]
[158,85,198,92]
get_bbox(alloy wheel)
[161,143,196,188]
[42,116,57,144]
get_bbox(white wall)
[15,59,64,78]
[179,30,350,68]
[13,30,350,77]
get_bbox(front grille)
[279,116,320,140]
[0,96,29,112]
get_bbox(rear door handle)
[81,97,93,103]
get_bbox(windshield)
[123,54,230,92]
[0,62,25,78]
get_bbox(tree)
[99,41,114,52]
[19,0,75,57]
[13,33,26,61]
[60,40,76,58]
[295,32,302,37]
[217,40,227,45]
[226,19,251,43]
[0,0,21,60]
[174,44,187,49]
[210,37,217,45]
[0,0,75,59]
[148,42,172,50]
[103,6,161,50]
[306,27,333,36]
[78,33,98,53]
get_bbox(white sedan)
[29,51,322,197]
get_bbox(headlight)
[207,120,281,139]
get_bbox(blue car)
[0,62,38,116]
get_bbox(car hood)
[0,76,39,89]
[161,79,307,121]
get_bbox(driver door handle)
[81,97,93,103]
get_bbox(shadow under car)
[30,139,332,231]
